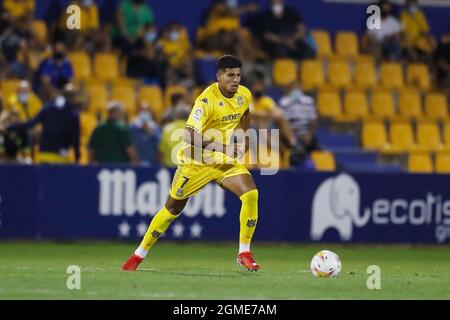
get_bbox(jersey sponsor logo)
[193,108,202,122]
[151,230,161,238]
[176,188,184,198]
[246,219,257,227]
[201,98,208,104]
[219,101,224,107]
[97,169,226,218]
[221,113,241,122]
[237,96,244,106]
[311,173,450,242]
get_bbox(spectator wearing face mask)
[34,42,74,98]
[259,0,316,60]
[401,0,435,61]
[6,80,42,122]
[129,102,161,166]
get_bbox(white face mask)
[169,31,180,41]
[227,0,238,9]
[18,92,29,104]
[408,5,418,14]
[272,3,284,16]
[145,31,157,43]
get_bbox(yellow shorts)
[169,162,251,200]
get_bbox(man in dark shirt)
[89,101,139,165]
[8,84,80,164]
[260,0,315,59]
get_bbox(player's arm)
[239,109,250,154]
[183,127,239,158]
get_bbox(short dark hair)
[217,55,242,71]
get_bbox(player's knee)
[240,189,259,213]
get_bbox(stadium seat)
[443,122,450,149]
[311,30,333,58]
[362,120,389,150]
[327,60,352,89]
[335,90,369,122]
[68,52,92,80]
[435,152,450,174]
[382,121,416,153]
[370,90,396,119]
[273,59,297,87]
[407,63,431,90]
[94,53,119,81]
[111,77,138,88]
[424,93,448,121]
[408,152,433,173]
[164,85,189,110]
[300,59,325,91]
[31,20,47,43]
[111,85,137,116]
[398,89,423,119]
[354,59,377,89]
[416,121,444,151]
[335,31,359,58]
[380,62,404,90]
[85,83,108,118]
[139,85,164,117]
[317,89,342,119]
[311,151,336,171]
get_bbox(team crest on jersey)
[237,96,244,106]
[219,101,224,107]
[176,188,184,197]
[193,108,202,122]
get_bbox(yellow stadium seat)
[1,79,20,98]
[311,151,336,171]
[408,152,433,173]
[416,121,444,151]
[398,89,422,119]
[380,62,404,89]
[111,85,137,116]
[407,63,431,90]
[424,93,448,120]
[111,77,138,88]
[335,31,359,58]
[85,83,108,118]
[68,52,92,80]
[32,20,47,43]
[354,59,377,89]
[300,59,325,91]
[311,30,333,58]
[94,53,119,81]
[370,90,396,119]
[362,121,389,150]
[327,60,352,89]
[317,90,342,118]
[164,85,189,110]
[443,122,450,149]
[382,121,416,154]
[435,152,450,174]
[273,58,297,87]
[139,85,164,117]
[335,90,369,122]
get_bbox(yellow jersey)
[180,83,252,165]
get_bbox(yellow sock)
[138,206,178,252]
[239,189,259,249]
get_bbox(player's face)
[218,68,241,95]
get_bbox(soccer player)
[122,55,260,272]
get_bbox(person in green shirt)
[88,101,139,165]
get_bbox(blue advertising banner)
[0,165,449,243]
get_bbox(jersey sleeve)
[185,97,212,133]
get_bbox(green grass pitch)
[0,242,449,299]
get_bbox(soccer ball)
[310,250,341,278]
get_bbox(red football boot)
[237,251,260,272]
[121,254,143,271]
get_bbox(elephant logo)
[310,173,370,241]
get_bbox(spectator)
[160,21,191,71]
[161,92,191,125]
[7,83,81,164]
[6,80,41,122]
[88,101,139,165]
[260,0,316,60]
[129,102,161,166]
[3,0,35,21]
[113,0,155,52]
[200,0,257,62]
[34,42,74,99]
[401,0,435,61]
[279,84,319,169]
[363,0,402,61]
[0,109,28,163]
[250,79,296,148]
[435,26,450,91]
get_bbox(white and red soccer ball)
[311,250,341,278]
